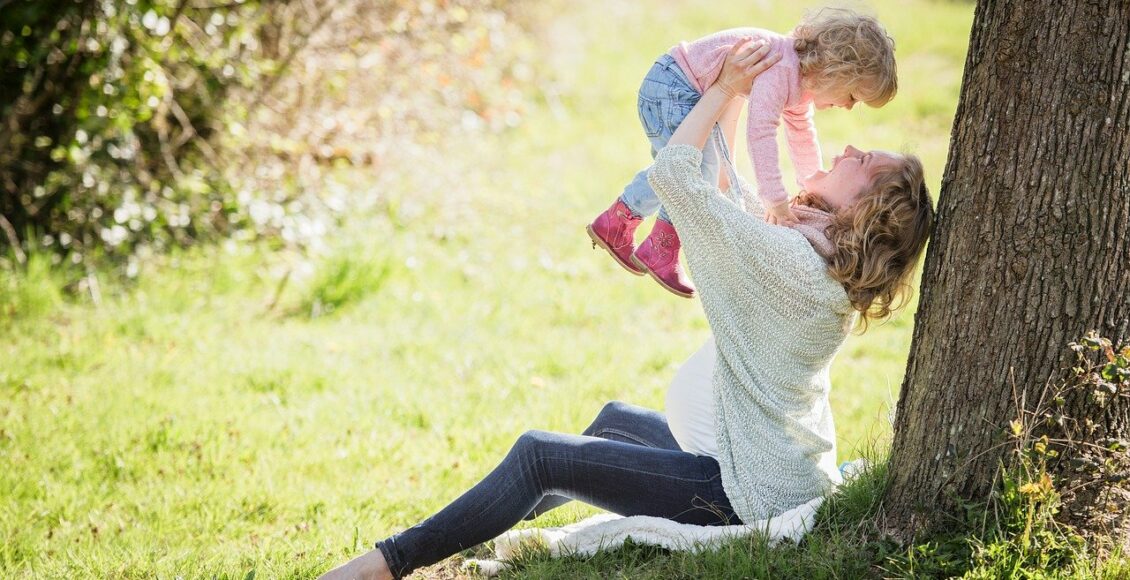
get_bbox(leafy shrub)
[1,0,269,263]
[1,0,540,271]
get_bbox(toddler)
[587,8,897,298]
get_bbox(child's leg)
[590,56,702,275]
[617,55,703,218]
[617,167,658,219]
[634,121,720,298]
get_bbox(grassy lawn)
[0,0,999,577]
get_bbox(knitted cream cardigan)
[648,144,855,523]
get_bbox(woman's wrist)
[704,85,739,108]
[718,83,743,100]
[699,88,739,125]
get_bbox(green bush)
[0,0,540,270]
[1,0,268,262]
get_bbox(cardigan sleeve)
[730,175,764,218]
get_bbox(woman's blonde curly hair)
[797,155,934,331]
[793,7,898,107]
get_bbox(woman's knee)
[583,401,632,436]
[508,429,570,485]
[510,429,559,459]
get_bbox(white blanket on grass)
[461,460,866,577]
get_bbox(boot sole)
[586,225,645,276]
[630,255,695,299]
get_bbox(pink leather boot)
[586,200,645,276]
[631,220,695,298]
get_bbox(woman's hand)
[765,200,799,226]
[717,39,781,99]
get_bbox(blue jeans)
[375,401,740,579]
[619,54,722,223]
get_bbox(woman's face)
[802,145,901,210]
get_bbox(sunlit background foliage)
[1,0,537,270]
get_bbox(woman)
[322,40,934,580]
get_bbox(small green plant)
[0,250,64,321]
[1067,332,1130,410]
[297,250,394,318]
[962,464,1084,578]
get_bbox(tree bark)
[883,0,1130,541]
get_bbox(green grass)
[0,249,65,321]
[3,0,1125,578]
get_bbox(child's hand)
[717,38,782,99]
[766,201,798,226]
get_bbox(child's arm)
[745,69,800,225]
[783,104,822,189]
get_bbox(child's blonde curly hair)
[793,7,898,107]
[798,155,934,330]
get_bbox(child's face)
[803,145,900,209]
[812,86,860,110]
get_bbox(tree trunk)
[882,0,1130,542]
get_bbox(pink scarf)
[785,204,835,260]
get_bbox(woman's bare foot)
[318,548,393,580]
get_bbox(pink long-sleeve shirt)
[670,28,822,207]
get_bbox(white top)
[665,339,719,458]
[648,145,852,521]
